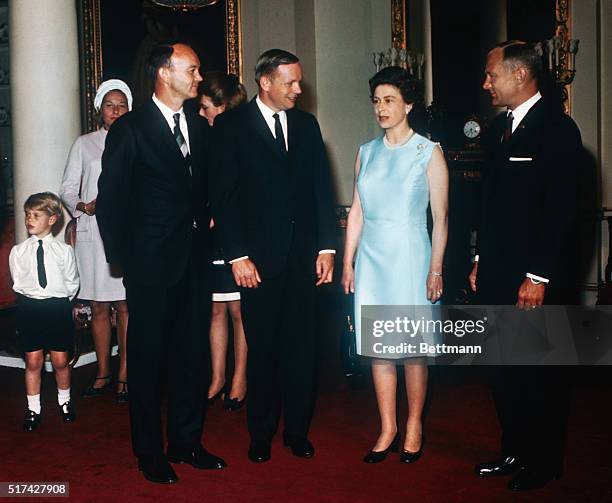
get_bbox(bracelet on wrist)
[429,271,442,277]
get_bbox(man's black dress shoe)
[138,456,178,484]
[363,433,400,463]
[475,455,520,476]
[167,444,226,470]
[283,435,315,458]
[248,441,271,463]
[23,410,40,432]
[59,401,76,422]
[508,467,558,491]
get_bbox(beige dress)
[60,129,126,301]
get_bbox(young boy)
[9,192,79,431]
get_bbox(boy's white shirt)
[9,233,79,300]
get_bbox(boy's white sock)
[27,394,41,414]
[57,387,71,406]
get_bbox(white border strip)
[0,345,119,371]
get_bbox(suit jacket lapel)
[185,112,202,175]
[505,98,545,146]
[144,100,190,163]
[249,99,289,161]
[286,109,300,158]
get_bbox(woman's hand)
[426,272,443,303]
[341,264,355,294]
[77,199,96,216]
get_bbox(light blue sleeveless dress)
[354,133,440,357]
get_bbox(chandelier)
[534,1,579,106]
[150,0,220,12]
[373,48,425,81]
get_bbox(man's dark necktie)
[503,111,514,142]
[272,113,287,153]
[173,113,192,175]
[37,240,47,289]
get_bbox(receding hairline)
[486,41,530,75]
[268,61,301,77]
[169,44,198,64]
[489,40,526,55]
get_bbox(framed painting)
[392,0,572,114]
[77,0,242,132]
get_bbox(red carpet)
[0,216,16,308]
[1,361,611,503]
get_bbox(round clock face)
[463,120,481,139]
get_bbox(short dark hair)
[495,40,543,82]
[198,71,247,110]
[146,42,177,85]
[254,49,299,85]
[368,66,423,105]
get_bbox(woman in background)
[342,67,448,463]
[60,80,132,402]
[198,71,249,410]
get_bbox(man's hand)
[231,259,261,288]
[315,253,334,286]
[469,262,478,292]
[517,278,546,310]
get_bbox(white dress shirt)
[9,233,80,300]
[508,91,541,133]
[229,96,335,264]
[152,93,191,152]
[475,90,549,285]
[256,95,289,150]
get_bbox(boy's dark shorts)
[16,295,74,353]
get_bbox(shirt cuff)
[318,249,336,255]
[228,256,249,264]
[526,272,550,284]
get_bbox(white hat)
[94,79,133,111]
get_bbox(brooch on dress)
[416,143,426,155]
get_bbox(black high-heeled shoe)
[208,382,227,403]
[400,431,424,464]
[399,447,422,463]
[223,393,246,411]
[363,432,400,463]
[116,380,128,403]
[82,375,112,397]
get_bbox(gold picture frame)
[391,0,406,50]
[392,1,572,53]
[77,0,242,133]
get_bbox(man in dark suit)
[97,42,225,484]
[469,41,582,491]
[210,49,336,463]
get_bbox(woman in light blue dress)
[342,67,448,464]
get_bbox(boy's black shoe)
[23,410,40,431]
[59,401,76,422]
